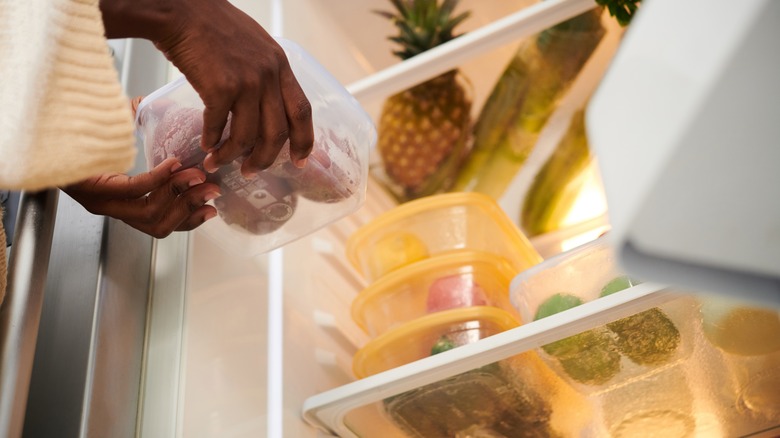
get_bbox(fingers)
[130,95,145,118]
[241,85,289,176]
[203,92,260,174]
[201,101,231,153]
[199,52,313,176]
[278,63,314,168]
[132,182,221,238]
[67,158,182,200]
[73,165,221,238]
[174,205,218,232]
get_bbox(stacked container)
[345,192,571,436]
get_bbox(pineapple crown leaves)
[595,0,641,26]
[375,0,471,60]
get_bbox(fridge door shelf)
[345,0,599,104]
[302,282,672,437]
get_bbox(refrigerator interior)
[134,1,780,437]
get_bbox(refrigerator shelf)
[302,282,672,437]
[345,0,598,104]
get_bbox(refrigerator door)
[587,0,780,307]
[19,38,172,438]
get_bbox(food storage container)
[350,305,577,437]
[352,306,519,379]
[510,237,696,394]
[698,297,780,423]
[381,358,559,437]
[508,237,780,436]
[351,251,520,338]
[135,38,375,256]
[346,192,542,282]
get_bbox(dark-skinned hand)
[61,157,221,239]
[100,0,314,177]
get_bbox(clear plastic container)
[698,297,780,424]
[346,192,542,282]
[352,306,519,379]
[510,237,696,394]
[135,38,376,256]
[381,359,559,437]
[350,306,576,437]
[505,236,780,436]
[351,251,520,338]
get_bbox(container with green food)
[510,237,695,395]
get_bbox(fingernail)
[188,178,204,187]
[203,154,218,174]
[204,210,218,222]
[170,161,183,173]
[293,157,308,169]
[204,191,221,202]
[241,171,259,180]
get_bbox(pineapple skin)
[376,70,472,201]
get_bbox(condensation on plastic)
[135,38,376,256]
[509,237,780,437]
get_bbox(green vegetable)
[600,275,639,296]
[452,9,605,198]
[601,276,681,366]
[595,0,642,26]
[535,293,621,385]
[430,335,458,355]
[520,110,591,236]
[535,293,584,320]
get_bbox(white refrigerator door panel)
[587,0,780,306]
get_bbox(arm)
[99,0,314,176]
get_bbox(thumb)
[85,158,181,199]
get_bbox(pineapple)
[374,0,472,202]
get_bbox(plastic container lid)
[352,306,520,379]
[346,192,542,282]
[351,251,520,338]
[134,38,376,256]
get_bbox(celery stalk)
[453,8,605,198]
[520,110,591,236]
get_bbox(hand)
[100,0,314,175]
[61,158,221,239]
[159,2,314,176]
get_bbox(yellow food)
[701,299,780,356]
[367,232,429,279]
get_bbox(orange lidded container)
[352,306,519,379]
[346,192,542,282]
[351,251,520,338]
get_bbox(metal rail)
[0,189,59,438]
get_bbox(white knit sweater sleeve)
[0,0,136,191]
